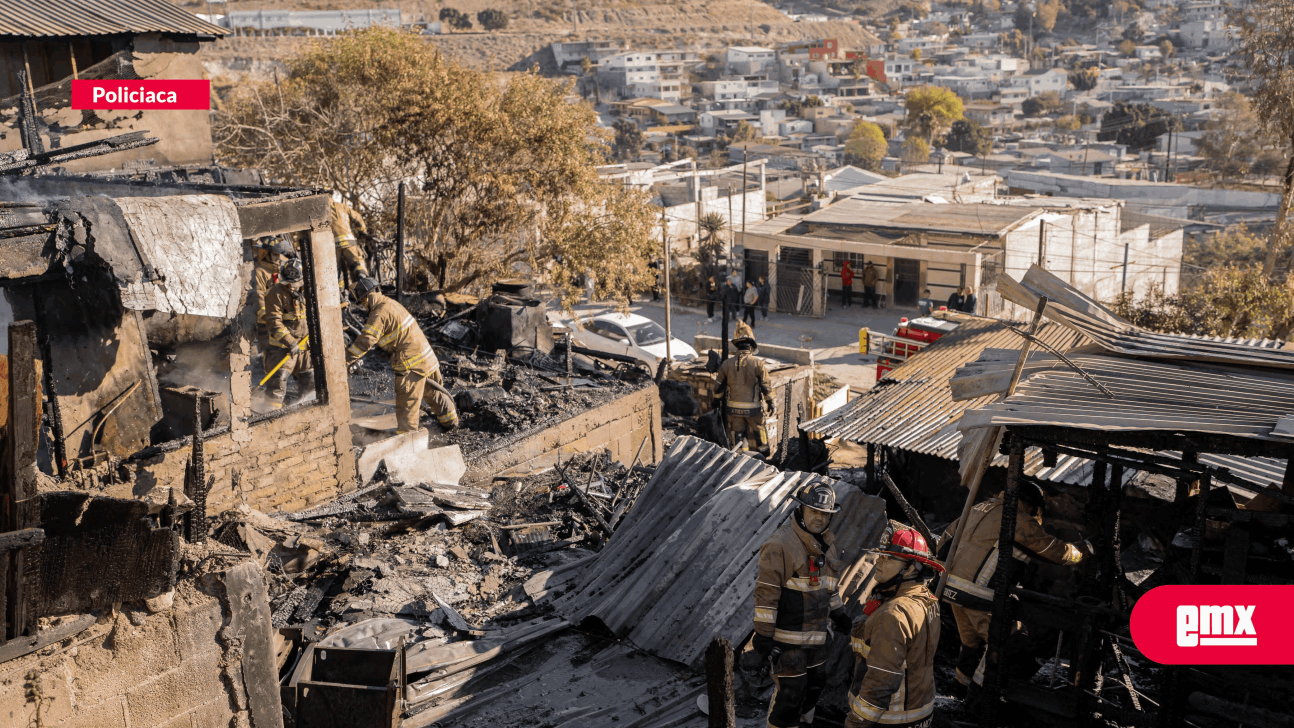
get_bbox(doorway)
[893,258,920,308]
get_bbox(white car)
[555,312,697,369]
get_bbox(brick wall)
[0,561,280,728]
[464,385,663,482]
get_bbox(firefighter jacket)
[939,494,1084,611]
[753,517,845,649]
[330,201,366,249]
[253,253,278,326]
[847,581,940,726]
[715,351,772,417]
[347,292,439,376]
[264,283,308,349]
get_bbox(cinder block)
[124,657,226,728]
[174,598,224,663]
[53,696,127,728]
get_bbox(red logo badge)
[71,80,210,110]
[1130,585,1294,664]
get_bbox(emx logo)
[1131,586,1294,664]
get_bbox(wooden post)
[1178,450,1197,506]
[704,636,736,728]
[935,297,1048,600]
[866,443,876,494]
[662,206,672,365]
[396,181,406,305]
[980,433,1025,725]
[7,322,39,640]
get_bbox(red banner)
[1130,585,1294,664]
[71,80,210,110]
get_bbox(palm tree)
[698,212,727,271]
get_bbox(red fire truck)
[859,314,959,381]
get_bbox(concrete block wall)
[464,385,662,482]
[0,560,281,728]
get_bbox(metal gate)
[774,263,825,318]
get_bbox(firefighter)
[845,523,943,728]
[752,482,851,728]
[331,198,370,282]
[345,277,458,432]
[262,258,314,409]
[938,483,1091,690]
[254,238,295,364]
[714,334,772,454]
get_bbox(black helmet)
[734,335,757,350]
[280,258,304,284]
[794,482,841,514]
[353,277,380,301]
[1019,481,1047,512]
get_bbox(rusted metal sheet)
[29,492,179,619]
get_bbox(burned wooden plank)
[0,529,44,551]
[30,493,179,619]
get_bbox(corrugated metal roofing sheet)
[549,436,886,667]
[0,0,227,37]
[957,350,1294,442]
[802,319,1087,480]
[1000,264,1294,368]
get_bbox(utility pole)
[662,206,672,365]
[1037,220,1046,266]
[1121,242,1130,295]
[1163,126,1172,183]
[396,181,406,304]
[741,149,749,261]
[727,185,734,266]
[692,157,701,251]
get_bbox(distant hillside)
[177,0,883,73]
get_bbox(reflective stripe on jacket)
[753,518,845,648]
[716,351,772,413]
[848,581,940,725]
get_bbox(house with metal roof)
[739,176,1183,319]
[0,0,227,172]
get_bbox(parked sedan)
[553,312,697,369]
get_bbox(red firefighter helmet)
[876,526,945,572]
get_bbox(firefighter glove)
[752,633,775,661]
[283,335,299,349]
[1081,539,1096,557]
[831,610,852,636]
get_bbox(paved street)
[568,296,918,393]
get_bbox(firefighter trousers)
[767,646,828,728]
[729,414,769,454]
[952,604,990,686]
[336,243,369,280]
[266,346,314,406]
[395,368,457,433]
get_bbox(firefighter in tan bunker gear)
[937,483,1090,688]
[715,335,773,454]
[263,258,314,408]
[254,238,295,362]
[753,483,851,728]
[346,278,457,433]
[844,524,944,728]
[331,199,370,281]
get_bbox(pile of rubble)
[207,443,655,721]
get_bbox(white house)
[1180,19,1234,51]
[727,46,777,75]
[884,58,918,84]
[759,109,788,135]
[1009,68,1068,98]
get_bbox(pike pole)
[259,335,310,387]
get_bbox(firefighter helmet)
[1018,481,1047,512]
[353,277,380,301]
[793,482,840,514]
[270,238,296,258]
[279,258,304,284]
[734,335,757,350]
[875,524,945,572]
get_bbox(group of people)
[251,198,458,432]
[706,274,770,328]
[754,479,1090,727]
[838,260,880,309]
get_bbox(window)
[628,321,668,346]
